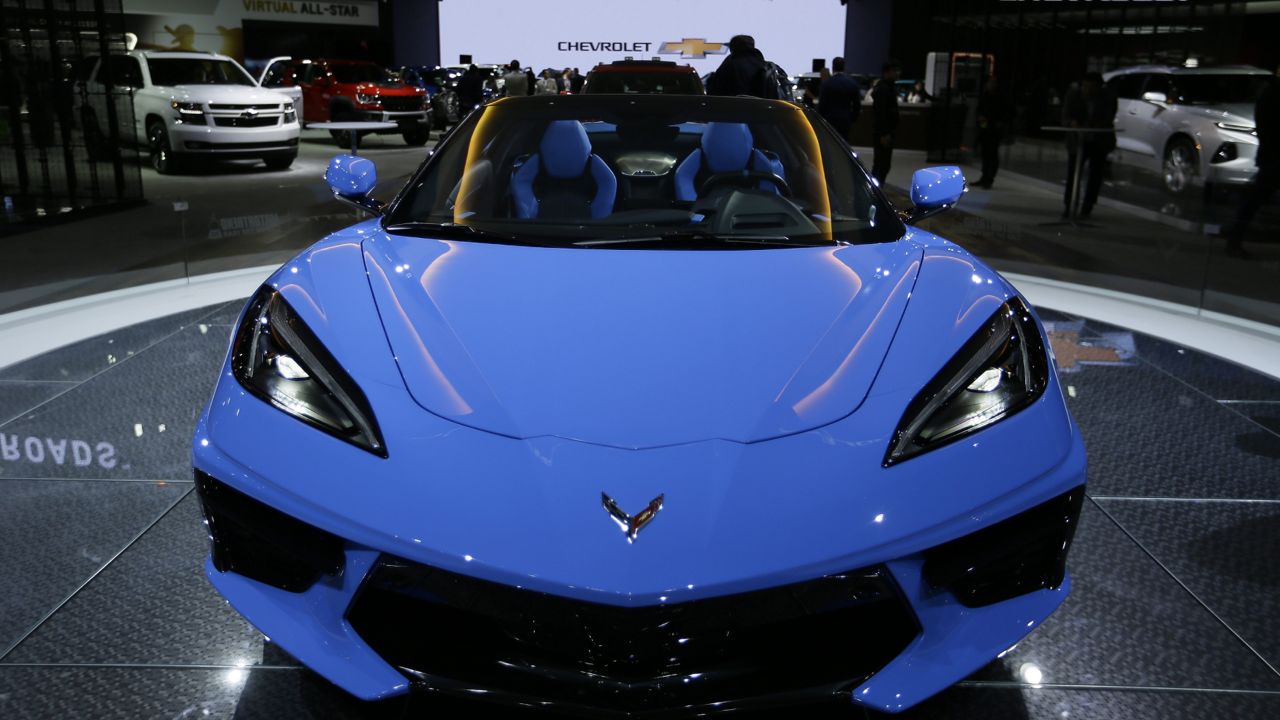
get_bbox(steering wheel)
[698,170,792,198]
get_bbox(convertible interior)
[443,115,875,238]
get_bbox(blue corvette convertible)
[193,94,1086,716]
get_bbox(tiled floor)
[1,302,1277,719]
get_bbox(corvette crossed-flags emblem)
[601,492,664,543]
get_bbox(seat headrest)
[539,120,592,179]
[700,122,754,173]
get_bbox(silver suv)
[79,50,300,174]
[1104,65,1270,194]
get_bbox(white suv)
[1105,65,1270,194]
[79,50,300,174]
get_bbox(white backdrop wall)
[439,0,846,76]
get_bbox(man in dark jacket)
[456,64,485,111]
[818,56,861,142]
[1060,71,1117,218]
[706,35,768,97]
[974,77,1007,188]
[1223,68,1279,257]
[871,60,901,184]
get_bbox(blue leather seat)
[511,120,617,220]
[674,122,786,202]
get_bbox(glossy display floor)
[1,301,1278,719]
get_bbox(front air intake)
[922,486,1086,607]
[194,470,344,592]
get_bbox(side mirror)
[1141,90,1167,104]
[324,154,384,215]
[904,166,966,225]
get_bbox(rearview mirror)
[324,154,384,215]
[904,166,965,225]
[1141,90,1167,104]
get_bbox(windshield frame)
[381,95,906,249]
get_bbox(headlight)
[355,92,378,105]
[232,287,387,457]
[170,100,204,124]
[885,297,1048,466]
[283,103,297,123]
[1215,121,1257,135]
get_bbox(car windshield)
[1172,74,1271,105]
[331,64,395,84]
[386,95,901,248]
[147,58,254,86]
[586,71,703,95]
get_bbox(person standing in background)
[1060,71,1116,218]
[906,80,932,104]
[570,68,585,94]
[1223,66,1280,258]
[973,77,1007,189]
[536,69,559,95]
[871,60,901,184]
[706,35,768,97]
[456,64,485,111]
[502,60,529,98]
[818,57,861,143]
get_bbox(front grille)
[194,470,343,592]
[208,103,279,110]
[347,557,919,715]
[213,115,279,128]
[379,95,424,112]
[923,485,1086,607]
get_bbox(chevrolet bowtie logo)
[601,492,664,543]
[659,38,726,60]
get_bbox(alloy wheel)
[149,125,171,174]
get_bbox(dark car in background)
[261,58,431,146]
[583,59,704,94]
[397,66,463,129]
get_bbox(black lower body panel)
[346,558,920,717]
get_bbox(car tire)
[402,129,430,146]
[329,101,358,148]
[1162,137,1197,195]
[434,93,459,129]
[263,152,296,170]
[330,128,353,148]
[148,121,180,174]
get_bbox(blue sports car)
[194,94,1086,716]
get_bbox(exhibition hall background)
[1,0,1277,330]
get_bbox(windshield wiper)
[382,221,543,247]
[575,231,834,248]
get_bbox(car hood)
[168,85,292,105]
[362,231,921,449]
[350,82,420,95]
